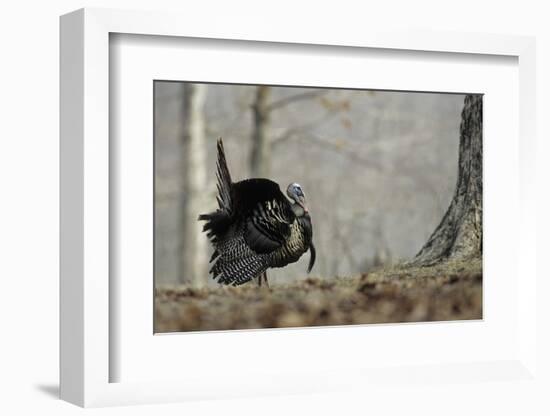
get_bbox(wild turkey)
[198,138,315,287]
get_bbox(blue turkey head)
[287,183,308,214]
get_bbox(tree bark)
[179,84,208,286]
[250,86,272,178]
[411,94,482,266]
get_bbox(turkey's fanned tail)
[215,138,232,212]
[198,138,233,237]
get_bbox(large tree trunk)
[411,94,482,266]
[179,83,208,286]
[250,86,271,178]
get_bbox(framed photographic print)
[60,8,537,408]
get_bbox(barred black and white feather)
[198,138,315,286]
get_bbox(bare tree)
[411,95,482,266]
[179,83,208,286]
[250,86,272,177]
[249,87,330,177]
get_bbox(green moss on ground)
[155,259,482,332]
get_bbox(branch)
[308,134,386,171]
[266,90,327,112]
[272,109,341,147]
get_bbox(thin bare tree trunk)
[179,83,208,286]
[411,94,483,266]
[250,86,271,178]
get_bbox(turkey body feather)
[198,139,315,286]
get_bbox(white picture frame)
[60,8,537,408]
